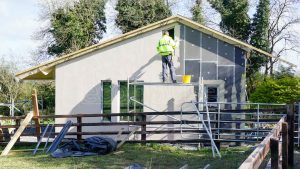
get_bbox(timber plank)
[1,112,33,156]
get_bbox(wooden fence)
[0,107,291,145]
[239,104,295,169]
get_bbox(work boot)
[172,80,177,83]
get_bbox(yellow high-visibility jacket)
[157,35,176,56]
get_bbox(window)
[205,86,218,110]
[102,81,111,121]
[119,81,144,121]
[163,28,175,39]
[207,87,218,102]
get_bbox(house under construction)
[16,15,294,140]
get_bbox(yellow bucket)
[182,75,192,84]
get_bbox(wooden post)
[282,122,288,169]
[32,89,41,140]
[141,114,146,145]
[286,104,294,168]
[270,138,279,169]
[15,119,21,142]
[77,116,82,141]
[0,129,3,142]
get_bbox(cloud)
[0,0,9,17]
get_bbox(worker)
[157,31,177,83]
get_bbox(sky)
[0,0,300,72]
[0,0,41,67]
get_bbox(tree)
[34,82,55,116]
[0,59,23,116]
[249,0,270,74]
[207,0,251,41]
[265,0,300,75]
[247,0,270,94]
[191,0,205,24]
[44,0,106,56]
[250,75,300,103]
[115,0,172,33]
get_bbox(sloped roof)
[16,15,296,80]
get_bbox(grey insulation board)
[185,60,200,82]
[218,41,235,65]
[234,47,246,67]
[201,33,218,62]
[202,62,217,80]
[218,66,234,103]
[184,26,200,59]
[235,47,246,103]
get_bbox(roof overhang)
[16,15,296,80]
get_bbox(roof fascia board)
[176,16,296,67]
[16,15,296,80]
[16,16,178,79]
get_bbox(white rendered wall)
[55,24,198,139]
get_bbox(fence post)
[0,130,3,142]
[32,89,41,140]
[141,114,146,145]
[282,122,288,169]
[15,119,21,142]
[77,116,82,141]
[270,138,279,169]
[286,104,294,168]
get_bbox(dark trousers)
[162,54,176,82]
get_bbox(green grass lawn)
[0,144,253,169]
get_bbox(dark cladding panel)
[235,47,246,103]
[202,34,218,62]
[185,60,200,82]
[218,66,234,84]
[185,26,200,59]
[218,41,235,65]
[202,62,217,80]
[235,47,246,67]
[218,66,234,104]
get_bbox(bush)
[250,75,300,103]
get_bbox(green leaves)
[248,0,270,75]
[250,76,300,104]
[115,0,171,33]
[191,0,205,24]
[208,0,251,41]
[48,0,106,56]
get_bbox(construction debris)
[1,112,33,156]
[46,120,73,153]
[51,136,117,158]
[33,124,50,155]
[43,124,54,152]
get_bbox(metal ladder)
[180,100,221,158]
[129,97,221,158]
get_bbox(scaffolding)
[124,77,292,157]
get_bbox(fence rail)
[239,104,295,169]
[0,106,294,144]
